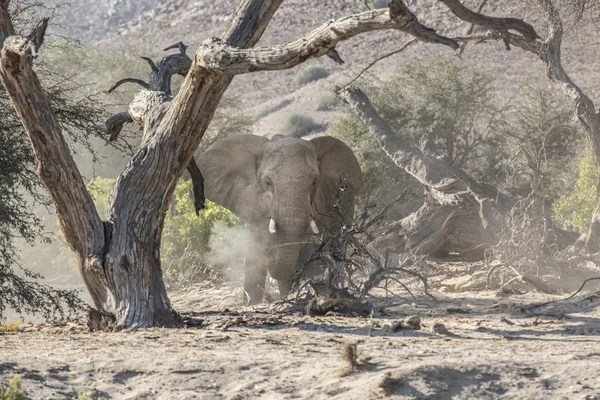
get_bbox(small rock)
[432,322,450,335]
[405,316,421,330]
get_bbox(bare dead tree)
[0,0,537,329]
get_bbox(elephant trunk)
[269,237,303,283]
[268,197,310,284]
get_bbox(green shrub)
[553,155,597,233]
[330,57,504,211]
[282,114,322,137]
[330,57,583,213]
[0,376,24,400]
[296,66,329,85]
[87,178,243,287]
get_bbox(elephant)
[198,134,363,304]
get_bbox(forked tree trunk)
[0,0,537,328]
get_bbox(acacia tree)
[0,0,536,329]
[454,0,600,251]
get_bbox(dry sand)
[1,282,600,399]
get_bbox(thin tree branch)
[344,38,417,88]
[458,0,489,55]
[140,56,158,72]
[106,111,134,141]
[107,78,149,93]
[186,157,206,216]
[437,0,538,40]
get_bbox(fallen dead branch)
[522,276,600,311]
[284,182,434,315]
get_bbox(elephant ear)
[311,136,363,223]
[198,134,270,224]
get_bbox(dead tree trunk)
[0,0,537,328]
[339,86,519,258]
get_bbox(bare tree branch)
[140,56,158,72]
[106,111,134,141]
[107,78,149,93]
[458,0,489,55]
[186,157,205,216]
[196,6,459,74]
[437,0,539,40]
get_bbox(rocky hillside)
[45,0,600,138]
[44,0,167,42]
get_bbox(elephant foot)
[243,281,265,305]
[243,267,267,305]
[277,279,292,299]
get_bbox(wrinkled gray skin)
[198,135,363,304]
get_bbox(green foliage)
[282,114,322,137]
[331,57,506,210]
[296,66,329,85]
[498,85,583,200]
[87,178,242,287]
[553,155,598,233]
[366,0,388,8]
[161,180,242,285]
[0,376,25,400]
[0,321,21,334]
[77,390,108,400]
[331,57,584,213]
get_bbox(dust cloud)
[206,221,267,283]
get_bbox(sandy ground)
[1,281,600,400]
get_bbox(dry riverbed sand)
[1,282,600,399]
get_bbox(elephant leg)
[243,262,267,305]
[277,279,292,299]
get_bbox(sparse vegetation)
[0,321,21,334]
[281,114,322,137]
[366,0,388,8]
[295,65,329,85]
[0,376,24,400]
[342,341,359,368]
[553,155,598,233]
[0,62,101,322]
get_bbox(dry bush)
[0,376,24,400]
[281,114,323,137]
[295,65,329,85]
[316,94,340,111]
[485,197,597,294]
[288,181,433,313]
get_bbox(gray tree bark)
[0,0,536,328]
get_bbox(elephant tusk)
[309,220,319,234]
[269,218,277,234]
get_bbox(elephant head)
[198,134,363,302]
